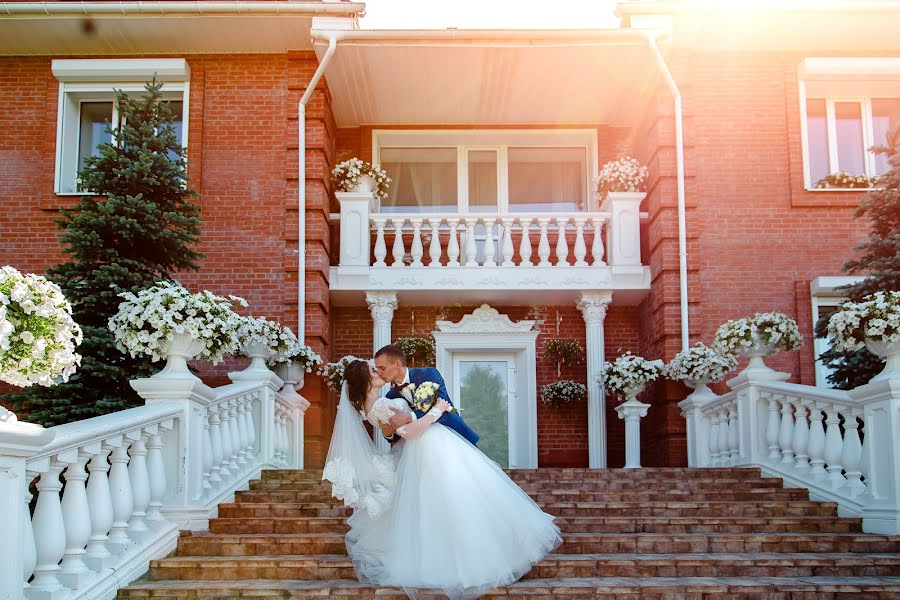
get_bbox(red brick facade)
[0,42,879,467]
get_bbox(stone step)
[541,500,837,517]
[179,531,900,557]
[217,502,351,518]
[208,517,349,535]
[147,552,900,581]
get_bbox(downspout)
[646,32,690,352]
[297,36,337,344]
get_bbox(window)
[373,129,596,213]
[53,59,190,195]
[799,57,900,189]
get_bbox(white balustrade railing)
[337,191,645,271]
[680,363,900,534]
[0,351,311,600]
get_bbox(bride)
[323,359,562,599]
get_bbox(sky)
[357,0,621,30]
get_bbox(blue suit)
[386,367,480,446]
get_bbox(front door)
[451,353,517,468]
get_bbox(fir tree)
[814,125,900,389]
[6,80,202,426]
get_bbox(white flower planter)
[241,341,274,375]
[727,340,790,387]
[865,338,900,383]
[153,331,205,379]
[683,378,717,404]
[273,361,305,391]
[352,174,376,194]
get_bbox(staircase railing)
[0,358,309,600]
[680,363,900,535]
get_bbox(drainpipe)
[646,32,690,352]
[297,36,337,343]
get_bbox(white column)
[616,399,651,468]
[577,291,613,468]
[367,291,399,453]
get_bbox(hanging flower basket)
[395,336,436,367]
[543,339,585,367]
[540,380,587,407]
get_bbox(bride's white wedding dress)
[342,396,562,599]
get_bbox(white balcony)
[330,191,651,306]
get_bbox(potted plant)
[540,380,587,408]
[0,266,82,394]
[712,312,802,382]
[593,156,648,198]
[827,290,900,383]
[319,355,369,394]
[598,351,665,405]
[666,343,737,401]
[815,172,880,189]
[331,157,391,201]
[395,336,436,368]
[267,326,323,391]
[108,281,244,378]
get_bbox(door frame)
[433,305,539,468]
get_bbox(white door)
[451,353,518,468]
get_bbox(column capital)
[366,291,398,325]
[577,291,613,325]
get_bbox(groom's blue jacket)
[386,367,480,446]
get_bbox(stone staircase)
[120,468,900,598]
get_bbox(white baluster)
[778,397,795,465]
[373,217,388,267]
[483,218,496,267]
[573,217,588,267]
[208,407,224,488]
[218,403,235,478]
[537,218,551,267]
[107,442,133,554]
[31,459,66,594]
[59,449,93,588]
[717,407,729,465]
[427,218,443,267]
[519,217,533,267]
[793,401,810,471]
[859,417,870,488]
[464,219,478,267]
[823,404,846,489]
[235,397,250,469]
[146,427,167,527]
[591,218,605,266]
[555,217,570,266]
[84,445,114,572]
[841,409,865,496]
[708,411,720,466]
[227,400,242,476]
[202,410,213,498]
[391,218,406,267]
[410,218,424,267]
[127,431,151,541]
[24,469,38,589]
[765,395,782,462]
[727,403,740,463]
[447,219,460,267]
[246,392,258,461]
[807,404,827,480]
[501,218,515,267]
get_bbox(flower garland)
[0,266,82,387]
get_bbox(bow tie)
[391,382,411,391]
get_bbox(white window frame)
[810,276,865,388]
[798,57,900,191]
[52,59,190,195]
[372,129,599,212]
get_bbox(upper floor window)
[373,129,596,213]
[52,59,190,195]
[799,57,900,190]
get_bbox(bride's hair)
[344,360,372,413]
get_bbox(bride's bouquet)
[411,381,458,414]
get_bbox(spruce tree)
[814,125,900,389]
[5,80,202,426]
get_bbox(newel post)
[600,191,644,268]
[337,191,376,271]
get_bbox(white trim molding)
[434,305,539,468]
[52,59,191,83]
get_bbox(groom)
[374,343,480,446]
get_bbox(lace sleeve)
[367,397,395,427]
